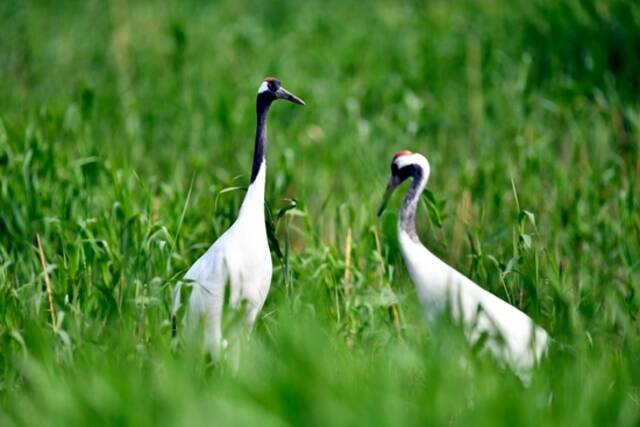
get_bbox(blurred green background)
[1,0,639,425]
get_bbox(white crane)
[171,77,304,357]
[378,150,549,379]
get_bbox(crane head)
[257,77,305,105]
[377,150,430,216]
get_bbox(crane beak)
[377,175,400,216]
[275,87,305,105]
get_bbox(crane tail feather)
[170,279,184,337]
[171,314,177,337]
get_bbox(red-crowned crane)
[172,78,304,358]
[378,150,549,380]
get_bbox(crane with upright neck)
[171,78,304,357]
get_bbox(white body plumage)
[176,163,272,354]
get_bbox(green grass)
[1,0,639,425]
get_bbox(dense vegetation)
[1,0,639,425]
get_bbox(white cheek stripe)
[258,81,269,94]
[395,154,420,169]
[395,153,431,179]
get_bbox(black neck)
[251,94,272,183]
[399,166,424,242]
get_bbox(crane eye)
[268,81,276,92]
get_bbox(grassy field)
[1,0,639,425]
